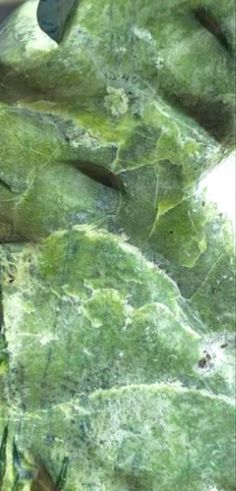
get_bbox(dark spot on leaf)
[8,273,15,284]
[198,352,211,368]
[220,343,228,349]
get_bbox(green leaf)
[0,1,235,488]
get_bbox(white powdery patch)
[200,152,235,233]
[4,292,24,334]
[132,25,155,44]
[39,331,60,346]
[4,292,25,354]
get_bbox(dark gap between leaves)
[64,160,125,192]
[193,7,232,56]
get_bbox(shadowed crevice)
[0,61,53,105]
[159,86,235,145]
[0,425,8,487]
[0,177,13,193]
[30,455,68,490]
[64,159,126,192]
[193,7,233,57]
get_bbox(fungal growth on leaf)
[0,0,235,489]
